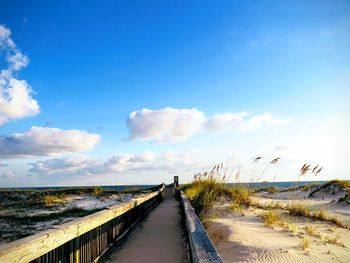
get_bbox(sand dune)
[206,200,350,263]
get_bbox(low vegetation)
[310,179,350,197]
[183,164,252,218]
[305,225,316,236]
[261,210,280,226]
[231,187,251,210]
[286,202,311,217]
[279,222,298,235]
[0,207,100,222]
[43,194,67,207]
[301,236,310,250]
[324,234,345,247]
[255,201,349,229]
[184,159,350,256]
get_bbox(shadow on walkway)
[106,187,188,263]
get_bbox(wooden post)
[74,237,80,263]
[174,176,179,188]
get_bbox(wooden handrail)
[0,184,165,263]
[179,191,223,263]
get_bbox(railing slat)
[0,184,165,263]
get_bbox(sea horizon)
[1,180,345,191]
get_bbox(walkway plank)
[106,188,188,263]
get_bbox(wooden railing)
[0,184,165,263]
[179,191,223,263]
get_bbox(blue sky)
[0,1,349,187]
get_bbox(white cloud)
[0,126,100,158]
[1,170,16,178]
[0,24,39,125]
[28,151,205,178]
[127,107,292,142]
[127,108,205,142]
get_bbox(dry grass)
[305,225,316,236]
[91,187,103,196]
[301,236,310,250]
[313,209,328,220]
[43,195,67,207]
[184,163,254,217]
[255,201,350,230]
[184,176,229,215]
[323,180,350,190]
[286,202,311,217]
[324,234,345,247]
[230,187,251,210]
[286,223,298,235]
[261,210,280,226]
[0,207,98,222]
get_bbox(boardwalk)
[106,187,188,263]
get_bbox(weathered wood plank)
[180,191,223,263]
[0,185,165,263]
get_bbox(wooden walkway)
[106,187,188,263]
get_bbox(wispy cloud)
[0,161,8,167]
[127,107,292,142]
[1,170,16,178]
[0,126,100,158]
[0,24,39,125]
[28,151,205,178]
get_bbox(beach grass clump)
[256,186,281,193]
[230,186,251,210]
[305,225,316,236]
[184,177,228,214]
[300,183,321,191]
[279,222,298,235]
[265,201,284,210]
[309,179,350,198]
[277,203,350,229]
[121,187,143,194]
[286,202,311,217]
[338,194,350,204]
[324,234,345,247]
[184,164,233,215]
[91,187,103,196]
[43,194,67,207]
[261,210,280,226]
[286,223,298,235]
[313,209,328,221]
[324,180,350,190]
[301,236,310,250]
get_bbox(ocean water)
[0,181,329,191]
[228,181,327,189]
[0,185,158,191]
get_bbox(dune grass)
[184,177,229,214]
[185,160,350,235]
[183,164,252,218]
[285,202,311,217]
[0,207,100,222]
[324,234,345,247]
[261,210,280,226]
[301,236,310,250]
[43,194,67,207]
[305,225,316,236]
[255,201,350,229]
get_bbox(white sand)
[206,198,350,263]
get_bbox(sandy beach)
[205,186,350,263]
